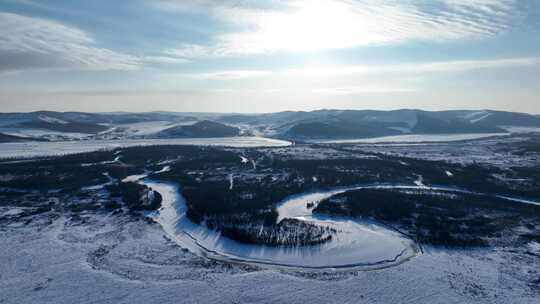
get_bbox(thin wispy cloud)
[142,56,190,65]
[163,0,521,58]
[0,0,538,112]
[190,70,272,80]
[312,86,416,95]
[284,57,539,77]
[186,57,539,80]
[0,12,140,72]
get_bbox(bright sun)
[223,0,391,54]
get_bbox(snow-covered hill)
[1,109,539,141]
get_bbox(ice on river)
[0,137,291,159]
[144,180,417,269]
[315,133,509,144]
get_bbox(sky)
[0,0,539,114]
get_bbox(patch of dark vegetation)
[156,120,240,138]
[0,132,45,143]
[3,139,539,248]
[19,119,108,134]
[412,113,504,134]
[116,145,208,168]
[314,189,540,247]
[120,143,539,246]
[512,134,540,155]
[106,182,162,211]
[103,200,122,211]
[520,234,540,243]
[329,143,540,199]
[68,202,101,213]
[285,121,402,139]
[208,218,335,247]
[0,149,146,191]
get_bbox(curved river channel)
[135,171,540,270]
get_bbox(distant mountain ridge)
[0,132,45,143]
[155,120,241,138]
[0,109,539,141]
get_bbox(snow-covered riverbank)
[140,175,540,270]
[3,208,539,304]
[142,178,418,269]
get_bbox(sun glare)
[225,0,388,54]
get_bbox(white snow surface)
[315,133,509,144]
[461,110,489,121]
[0,137,291,159]
[107,121,182,136]
[461,111,492,124]
[0,127,91,140]
[501,126,540,133]
[38,115,69,125]
[1,207,539,303]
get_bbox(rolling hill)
[1,109,539,141]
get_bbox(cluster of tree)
[315,188,540,247]
[0,160,110,191]
[106,182,162,211]
[5,142,538,247]
[206,215,335,247]
[512,135,540,155]
[144,145,539,246]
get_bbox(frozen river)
[112,156,540,269]
[314,133,509,144]
[0,137,291,159]
[142,180,420,270]
[141,179,540,269]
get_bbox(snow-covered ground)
[315,133,509,144]
[501,126,540,133]
[461,110,492,124]
[110,121,179,136]
[348,135,539,168]
[1,207,538,304]
[0,137,291,159]
[0,127,92,141]
[97,121,200,138]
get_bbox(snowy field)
[1,208,539,304]
[350,135,540,168]
[0,137,291,159]
[0,127,92,141]
[1,135,539,303]
[315,133,509,144]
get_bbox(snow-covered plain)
[0,127,92,141]
[315,133,509,144]
[0,137,291,159]
[1,134,539,303]
[1,166,540,302]
[1,206,539,304]
[349,135,540,168]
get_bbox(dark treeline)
[315,189,540,247]
[2,142,538,247]
[106,181,162,211]
[207,218,335,247]
[140,144,540,247]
